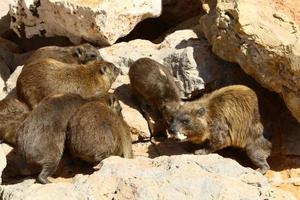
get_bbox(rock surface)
[0,154,296,200]
[200,0,300,123]
[99,27,231,99]
[110,75,151,141]
[9,0,162,45]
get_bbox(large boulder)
[9,0,162,45]
[0,155,296,200]
[200,0,300,123]
[99,27,221,99]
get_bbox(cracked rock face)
[9,0,162,45]
[0,154,296,200]
[200,0,300,123]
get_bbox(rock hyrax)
[129,58,181,136]
[17,93,87,184]
[67,100,133,165]
[0,98,30,146]
[16,93,122,183]
[24,43,100,65]
[170,85,271,174]
[17,59,119,108]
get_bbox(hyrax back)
[24,43,100,65]
[17,59,119,108]
[17,93,87,184]
[0,98,30,146]
[67,101,133,165]
[129,58,181,136]
[170,85,271,174]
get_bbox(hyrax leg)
[245,123,271,174]
[245,136,271,174]
[195,121,230,155]
[37,161,60,184]
[135,96,167,138]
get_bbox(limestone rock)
[9,0,162,45]
[1,155,296,200]
[110,75,151,141]
[0,145,7,184]
[99,29,220,99]
[200,0,300,123]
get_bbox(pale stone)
[1,155,296,200]
[110,75,151,141]
[9,0,162,45]
[200,0,300,123]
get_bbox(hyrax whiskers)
[170,85,271,174]
[67,100,133,165]
[129,58,181,137]
[17,59,119,109]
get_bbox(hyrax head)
[74,43,100,64]
[90,60,120,83]
[170,103,209,143]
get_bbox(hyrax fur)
[129,58,181,136]
[24,43,100,65]
[17,58,119,109]
[16,93,122,183]
[17,93,87,184]
[170,85,271,174]
[67,100,133,165]
[0,98,30,146]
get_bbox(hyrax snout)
[17,59,120,108]
[129,58,181,137]
[170,85,271,174]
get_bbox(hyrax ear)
[108,95,117,107]
[100,66,107,74]
[196,107,206,117]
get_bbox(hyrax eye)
[182,119,190,125]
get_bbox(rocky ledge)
[0,154,296,200]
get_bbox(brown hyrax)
[129,58,181,136]
[16,93,122,183]
[0,98,30,146]
[17,58,119,109]
[24,43,100,65]
[17,93,87,184]
[67,100,133,165]
[170,85,271,174]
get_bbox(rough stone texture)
[9,0,162,45]
[99,28,226,99]
[110,75,151,141]
[200,0,300,123]
[0,154,296,200]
